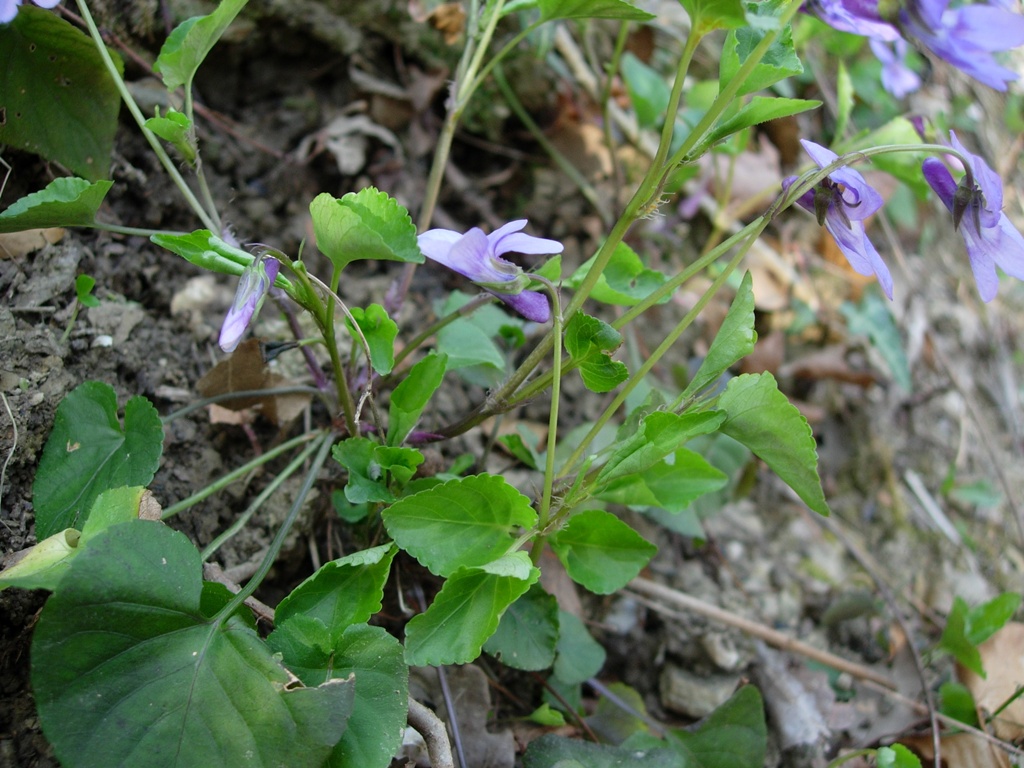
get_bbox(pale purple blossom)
[805,0,900,40]
[922,131,1024,301]
[417,220,561,323]
[784,140,894,299]
[898,0,1024,90]
[219,256,280,352]
[870,38,922,98]
[1,0,61,23]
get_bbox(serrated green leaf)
[32,520,354,768]
[0,8,121,180]
[706,97,820,147]
[568,242,668,307]
[32,382,164,539]
[153,0,248,92]
[404,564,539,666]
[717,373,829,516]
[537,0,656,21]
[553,610,606,684]
[0,178,113,233]
[595,448,728,512]
[484,582,559,670]
[269,622,408,768]
[683,271,756,399]
[382,474,537,577]
[564,313,629,393]
[275,544,396,643]
[387,352,446,446]
[332,437,423,504]
[671,685,766,767]
[719,11,801,97]
[677,0,747,34]
[310,189,421,273]
[346,304,397,375]
[550,510,656,595]
[144,108,196,164]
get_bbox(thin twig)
[626,576,897,690]
[407,698,456,768]
[0,392,17,523]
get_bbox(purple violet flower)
[805,0,901,40]
[1,0,60,23]
[417,219,562,323]
[922,131,1024,301]
[784,140,894,299]
[219,256,281,353]
[870,38,922,98]
[898,0,1024,91]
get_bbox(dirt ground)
[2,2,1024,767]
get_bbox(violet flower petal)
[219,257,280,353]
[806,0,901,40]
[869,39,922,98]
[825,213,895,299]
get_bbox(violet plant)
[1,0,1023,766]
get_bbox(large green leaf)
[32,520,354,768]
[275,544,396,644]
[404,558,539,666]
[310,189,421,273]
[717,373,829,515]
[537,0,656,21]
[382,474,537,577]
[682,271,757,399]
[153,0,248,91]
[550,510,657,594]
[0,8,121,180]
[269,621,408,768]
[564,313,628,393]
[0,177,114,233]
[32,381,164,538]
[483,582,559,671]
[671,685,767,767]
[387,352,446,446]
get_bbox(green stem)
[216,432,336,622]
[74,0,219,233]
[532,279,563,561]
[324,265,358,435]
[201,435,323,561]
[160,431,324,519]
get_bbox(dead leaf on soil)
[197,339,310,426]
[0,228,64,258]
[900,731,1012,768]
[959,622,1024,741]
[778,344,880,388]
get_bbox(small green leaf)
[275,544,396,644]
[387,352,446,446]
[74,274,100,308]
[841,290,912,392]
[938,681,979,728]
[564,313,629,393]
[717,373,829,516]
[332,437,423,504]
[598,411,726,486]
[0,8,122,180]
[347,304,398,375]
[404,564,539,666]
[965,592,1021,646]
[595,448,728,512]
[0,529,79,592]
[550,510,657,595]
[153,0,248,92]
[621,52,671,129]
[682,271,756,399]
[270,622,408,768]
[144,108,196,164]
[484,583,559,670]
[553,610,606,684]
[32,520,354,768]
[523,734,678,768]
[537,0,656,21]
[382,474,537,577]
[937,597,984,676]
[705,97,820,147]
[671,685,767,767]
[719,10,802,97]
[567,242,668,307]
[877,744,923,768]
[151,230,294,292]
[32,382,164,539]
[529,703,567,727]
[310,189,421,273]
[435,294,513,386]
[498,427,543,470]
[677,0,747,35]
[0,178,113,233]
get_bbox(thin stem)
[160,431,323,519]
[534,280,563,549]
[216,432,336,620]
[200,436,323,561]
[74,0,219,233]
[324,264,358,435]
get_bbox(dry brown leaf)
[959,622,1024,741]
[0,228,64,258]
[900,731,1012,768]
[428,2,466,44]
[778,344,880,388]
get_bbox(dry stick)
[407,698,456,768]
[626,576,897,690]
